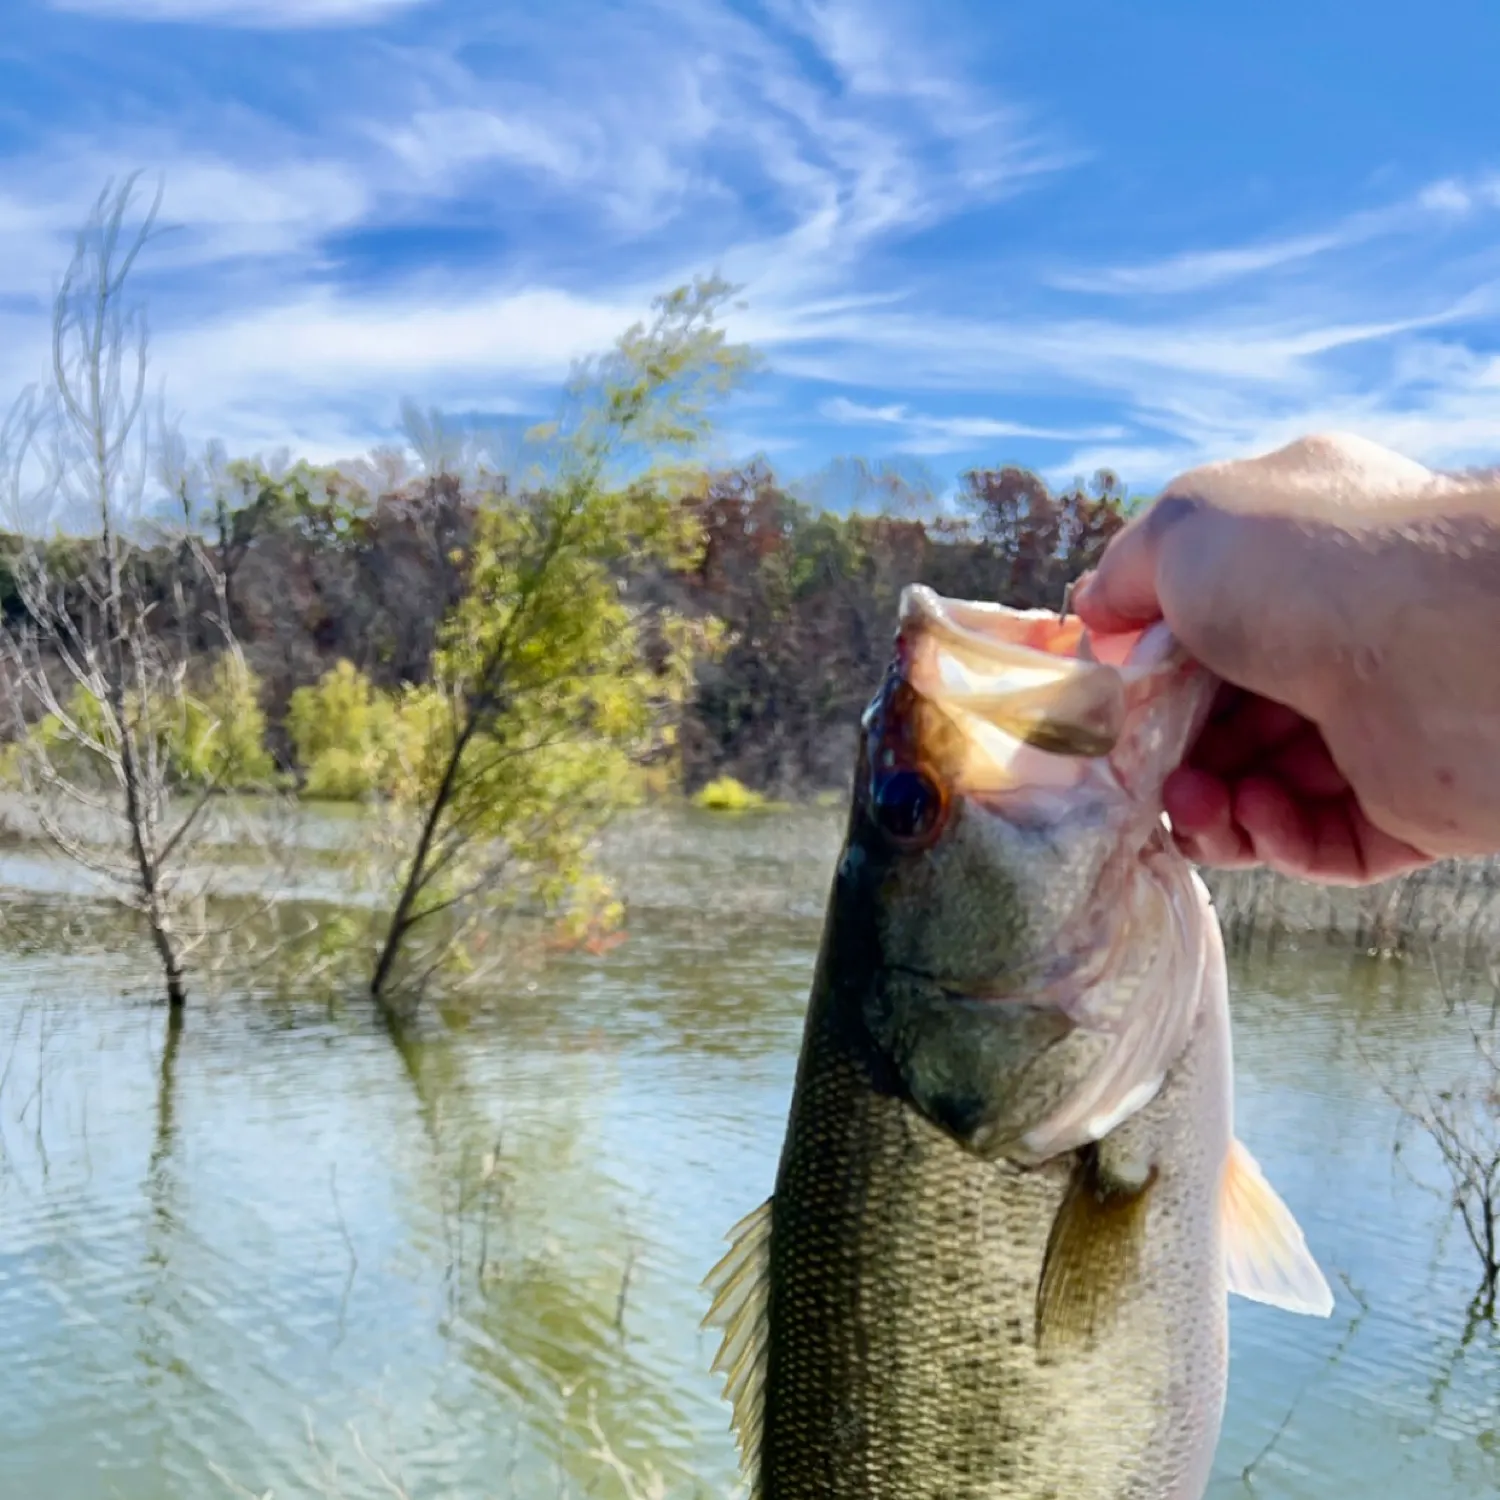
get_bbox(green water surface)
[0,807,1493,1498]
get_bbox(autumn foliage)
[0,454,1131,802]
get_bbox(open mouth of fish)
[862,583,1207,847]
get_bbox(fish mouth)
[860,585,1208,851]
[863,587,1152,816]
[895,585,1153,758]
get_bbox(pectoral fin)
[701,1197,773,1494]
[1221,1137,1335,1317]
[1035,1144,1158,1360]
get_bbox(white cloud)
[148,157,372,267]
[367,98,696,237]
[3,0,1078,461]
[1050,228,1358,297]
[754,221,1500,483]
[347,0,1066,255]
[5,0,1062,456]
[161,284,639,391]
[774,0,923,99]
[820,397,1125,454]
[49,0,427,25]
[0,150,378,423]
[17,0,1500,490]
[379,109,588,184]
[1040,346,1500,489]
[144,281,647,457]
[1417,178,1480,215]
[105,178,1500,479]
[0,147,373,304]
[758,297,1487,398]
[1049,177,1486,296]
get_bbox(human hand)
[1073,433,1500,885]
[1144,685,1433,886]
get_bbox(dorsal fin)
[700,1196,773,1495]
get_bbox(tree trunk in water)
[150,912,187,1012]
[369,707,481,1007]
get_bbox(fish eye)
[870,767,946,848]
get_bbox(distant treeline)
[0,455,1131,797]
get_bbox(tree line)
[0,444,1132,796]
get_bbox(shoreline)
[4,780,1499,963]
[1202,858,1500,962]
[680,782,1500,961]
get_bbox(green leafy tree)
[175,650,276,790]
[366,277,758,1006]
[287,659,396,801]
[287,660,446,803]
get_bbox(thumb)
[1074,495,1198,631]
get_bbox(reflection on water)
[0,806,1493,1497]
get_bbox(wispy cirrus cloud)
[1049,224,1373,297]
[1047,177,1495,297]
[357,0,1069,261]
[820,398,1126,456]
[10,0,1500,490]
[6,0,1073,460]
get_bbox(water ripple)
[0,811,1492,1497]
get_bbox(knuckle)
[1143,491,1203,542]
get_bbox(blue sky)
[7,0,1500,497]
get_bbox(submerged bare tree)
[1378,958,1500,1317]
[0,177,284,1009]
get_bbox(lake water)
[0,806,1494,1498]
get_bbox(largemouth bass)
[703,585,1334,1500]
